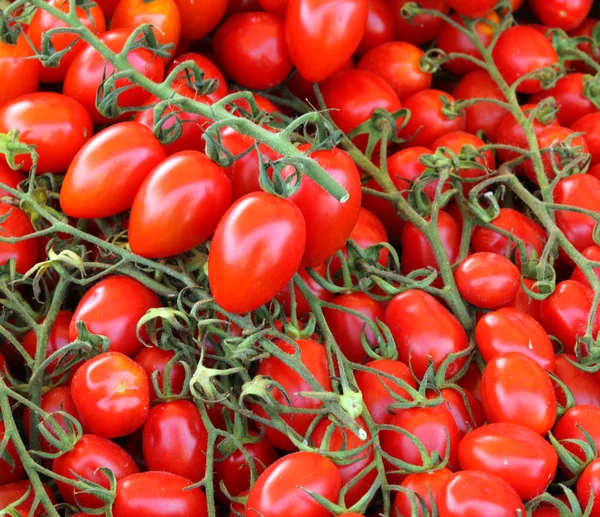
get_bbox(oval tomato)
[356,0,394,55]
[437,387,485,438]
[173,0,227,40]
[134,347,186,401]
[393,468,453,517]
[572,111,600,165]
[275,263,334,318]
[0,35,40,109]
[554,354,600,407]
[0,204,38,275]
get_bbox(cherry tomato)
[0,35,41,109]
[251,339,331,450]
[0,161,25,200]
[572,112,600,165]
[554,405,600,476]
[568,18,600,73]
[354,358,417,425]
[531,0,593,30]
[434,389,485,440]
[503,277,542,323]
[356,0,394,55]
[53,434,139,508]
[445,0,496,17]
[258,0,288,15]
[167,52,229,103]
[60,122,166,219]
[28,0,106,83]
[134,347,186,401]
[398,90,466,148]
[0,203,39,277]
[571,245,600,288]
[213,12,292,89]
[554,353,600,407]
[173,0,227,40]
[282,146,362,267]
[275,263,334,318]
[208,191,307,314]
[357,41,431,100]
[393,469,453,517]
[63,29,165,124]
[481,352,557,435]
[388,0,449,45]
[70,276,161,357]
[437,470,526,517]
[246,452,341,517]
[0,481,56,517]
[113,472,208,517]
[285,0,368,82]
[0,421,25,485]
[578,458,600,517]
[71,352,150,438]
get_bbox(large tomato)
[208,192,307,314]
[0,35,40,109]
[0,204,39,274]
[0,161,25,199]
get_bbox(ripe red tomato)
[63,29,165,124]
[437,387,485,438]
[0,481,56,517]
[71,352,150,438]
[572,112,600,165]
[445,0,496,17]
[578,458,600,517]
[458,422,557,500]
[0,92,92,174]
[28,0,106,83]
[142,400,208,482]
[208,192,306,314]
[134,347,186,401]
[275,263,334,318]
[554,405,600,476]
[393,469,453,517]
[60,122,166,219]
[282,146,362,267]
[354,358,417,425]
[70,276,161,357]
[258,0,288,15]
[571,245,600,288]
[356,0,394,55]
[554,354,600,407]
[385,290,469,380]
[357,41,432,100]
[285,0,368,82]
[53,434,139,508]
[173,0,227,40]
[0,161,25,199]
[129,151,231,258]
[0,35,40,109]
[530,0,593,30]
[437,470,526,517]
[568,18,600,73]
[475,308,554,370]
[251,339,331,450]
[456,361,483,403]
[0,421,25,485]
[388,0,449,45]
[0,204,38,275]
[213,12,292,89]
[503,277,542,323]
[481,352,557,435]
[246,452,341,517]
[113,472,207,517]
[398,90,466,148]
[167,52,228,102]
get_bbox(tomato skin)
[60,122,166,219]
[445,0,496,17]
[285,0,368,82]
[71,352,150,439]
[63,29,165,124]
[571,245,600,288]
[246,452,341,517]
[455,253,520,310]
[578,458,600,517]
[282,146,362,267]
[213,12,292,90]
[168,53,228,103]
[70,276,162,357]
[53,434,139,508]
[503,277,542,323]
[388,0,449,45]
[355,359,417,425]
[275,263,334,318]
[251,339,331,450]
[0,35,40,109]
[481,352,557,435]
[28,0,106,83]
[0,161,25,199]
[134,347,186,401]
[142,400,208,482]
[0,92,92,174]
[0,481,56,517]
[174,0,227,40]
[208,192,307,314]
[540,280,600,356]
[437,470,526,517]
[129,151,232,258]
[385,290,469,380]
[310,417,376,507]
[554,405,600,476]
[493,26,559,94]
[357,42,431,100]
[572,112,600,165]
[0,204,39,275]
[113,472,208,517]
[0,421,25,485]
[356,0,394,55]
[258,0,288,15]
[568,18,600,73]
[554,354,600,407]
[531,0,593,31]
[438,388,485,438]
[475,308,554,370]
[393,469,453,517]
[398,90,466,149]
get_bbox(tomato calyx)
[549,430,597,481]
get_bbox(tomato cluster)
[2,0,600,516]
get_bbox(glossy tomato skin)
[437,470,526,517]
[285,0,367,82]
[246,452,341,517]
[213,12,292,90]
[0,92,92,174]
[531,0,593,31]
[356,0,394,55]
[398,90,466,148]
[71,352,150,438]
[282,146,362,267]
[571,245,600,288]
[554,405,600,476]
[208,192,306,314]
[357,41,431,100]
[275,263,334,318]
[503,277,542,323]
[113,472,208,517]
[53,434,139,508]
[167,52,228,103]
[0,161,25,199]
[481,352,557,435]
[458,422,557,500]
[173,0,227,40]
[493,26,559,94]
[554,354,600,407]
[0,481,56,517]
[578,458,600,516]
[0,35,40,109]
[388,0,449,45]
[142,400,208,482]
[0,204,38,275]
[63,29,165,124]
[60,122,166,219]
[385,290,468,380]
[475,308,555,370]
[134,347,186,401]
[393,469,453,517]
[28,0,106,83]
[355,359,417,425]
[69,276,162,357]
[572,112,600,165]
[438,388,485,438]
[251,339,331,450]
[129,151,232,258]
[0,421,25,485]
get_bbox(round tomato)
[554,353,600,407]
[71,352,150,438]
[0,204,38,275]
[393,469,453,517]
[356,0,394,55]
[531,0,593,30]
[134,347,186,401]
[388,0,449,45]
[554,405,600,476]
[0,421,25,485]
[0,35,40,109]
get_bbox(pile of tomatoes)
[2,0,600,516]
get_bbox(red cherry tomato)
[530,0,593,31]
[437,387,485,438]
[554,405,600,476]
[568,18,600,73]
[167,52,228,102]
[134,347,186,401]
[502,277,542,323]
[0,421,25,485]
[554,354,600,407]
[388,0,449,45]
[0,35,41,109]
[0,203,39,275]
[173,0,227,40]
[0,161,25,199]
[275,263,334,318]
[393,469,453,517]
[571,245,600,288]
[0,481,56,517]
[356,0,394,55]
[572,112,600,165]
[578,458,600,517]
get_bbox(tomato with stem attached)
[554,354,600,408]
[0,481,56,517]
[173,0,227,40]
[0,203,38,275]
[388,0,449,45]
[134,347,186,401]
[571,245,600,288]
[0,35,41,109]
[393,469,453,517]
